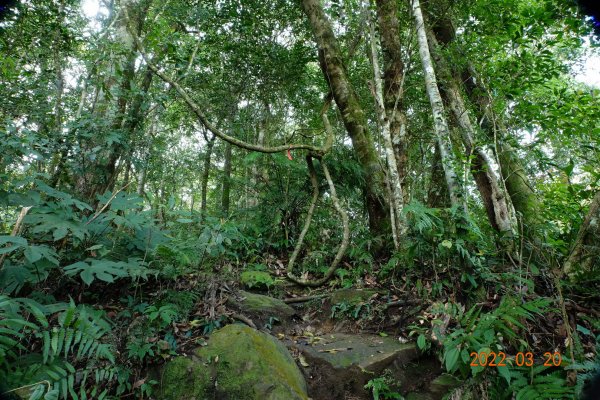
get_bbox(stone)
[329,288,378,305]
[429,373,461,396]
[227,291,296,330]
[158,324,308,400]
[292,333,418,399]
[297,333,417,371]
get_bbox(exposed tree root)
[283,293,329,304]
[287,154,350,287]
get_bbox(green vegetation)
[0,0,598,398]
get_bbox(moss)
[237,291,295,317]
[159,324,307,400]
[330,288,377,305]
[430,373,461,394]
[159,356,212,399]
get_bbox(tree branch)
[124,9,332,155]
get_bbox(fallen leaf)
[298,354,309,367]
[132,378,146,389]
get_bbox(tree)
[301,0,391,238]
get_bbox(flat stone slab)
[296,333,417,371]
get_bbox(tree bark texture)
[429,11,540,233]
[374,0,408,183]
[301,0,390,237]
[366,2,406,246]
[425,22,513,235]
[221,142,232,216]
[201,135,216,219]
[564,191,600,276]
[427,145,450,208]
[411,0,465,213]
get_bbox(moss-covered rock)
[227,291,296,329]
[330,288,377,305]
[158,324,308,400]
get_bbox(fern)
[0,295,117,400]
[402,200,442,234]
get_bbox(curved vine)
[286,154,350,287]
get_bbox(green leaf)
[0,235,27,246]
[445,347,460,372]
[417,334,426,350]
[497,364,511,385]
[576,324,591,336]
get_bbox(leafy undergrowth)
[0,185,598,400]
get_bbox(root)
[287,153,350,287]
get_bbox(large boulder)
[157,324,308,400]
[292,333,418,399]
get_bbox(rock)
[330,288,377,305]
[403,373,461,400]
[429,373,461,396]
[292,333,418,399]
[228,291,296,329]
[299,333,416,371]
[158,324,308,400]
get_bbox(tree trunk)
[301,0,390,237]
[563,191,600,276]
[49,0,67,187]
[374,0,408,183]
[429,12,540,234]
[425,23,514,235]
[201,134,215,220]
[249,106,269,207]
[427,145,450,208]
[366,2,406,247]
[221,142,232,216]
[411,0,465,213]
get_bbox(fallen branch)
[231,313,257,329]
[382,299,423,309]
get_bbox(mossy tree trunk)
[221,142,232,217]
[366,2,406,247]
[430,11,540,235]
[301,0,390,238]
[201,134,215,220]
[564,190,600,276]
[374,0,409,185]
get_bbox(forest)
[0,0,599,398]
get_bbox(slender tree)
[410,0,466,213]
